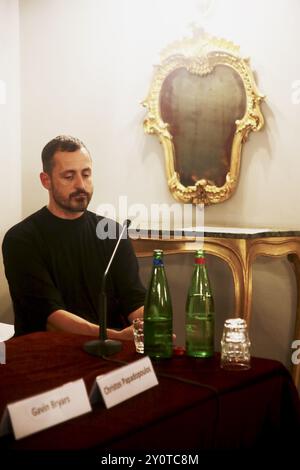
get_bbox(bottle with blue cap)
[144,249,173,358]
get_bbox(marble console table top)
[129,226,300,240]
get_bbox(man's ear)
[40,171,51,190]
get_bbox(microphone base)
[83,339,122,357]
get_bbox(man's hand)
[111,325,134,341]
[47,308,141,342]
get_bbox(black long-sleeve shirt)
[2,207,146,336]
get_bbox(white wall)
[1,0,300,373]
[0,0,21,323]
[19,0,300,227]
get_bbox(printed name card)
[1,379,91,440]
[90,356,158,408]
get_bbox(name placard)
[90,356,158,409]
[2,379,91,440]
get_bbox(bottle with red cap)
[185,249,215,357]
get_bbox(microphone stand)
[83,220,131,357]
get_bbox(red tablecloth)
[0,331,299,458]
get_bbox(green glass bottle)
[185,250,215,358]
[144,249,173,358]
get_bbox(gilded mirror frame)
[142,30,265,205]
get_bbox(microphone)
[83,218,132,356]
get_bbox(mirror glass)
[160,65,246,188]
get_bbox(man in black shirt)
[2,135,145,338]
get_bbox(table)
[0,331,299,459]
[131,228,300,387]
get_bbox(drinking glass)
[220,318,251,370]
[133,318,144,354]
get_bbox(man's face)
[47,148,93,213]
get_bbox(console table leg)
[288,253,300,389]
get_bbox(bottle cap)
[195,250,205,264]
[153,258,163,266]
[173,346,186,356]
[153,249,164,265]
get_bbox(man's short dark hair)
[41,135,89,174]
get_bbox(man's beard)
[52,189,93,213]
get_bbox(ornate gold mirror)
[143,29,264,205]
